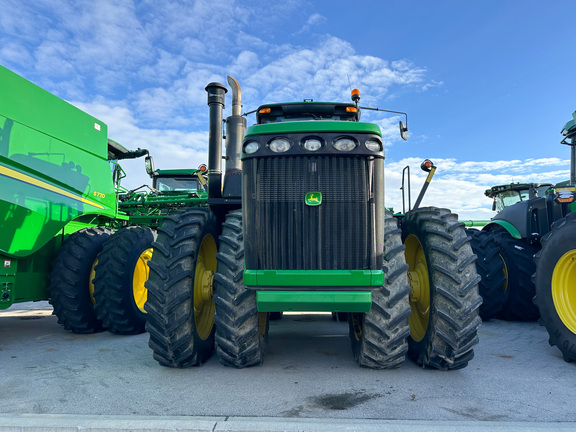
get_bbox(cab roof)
[256,101,359,124]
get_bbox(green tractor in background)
[92,160,209,335]
[144,77,482,370]
[468,182,552,321]
[469,111,576,362]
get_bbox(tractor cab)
[144,154,207,195]
[256,101,360,124]
[485,183,553,212]
[153,169,206,193]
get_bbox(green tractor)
[144,77,481,370]
[468,182,552,321]
[468,111,576,362]
[92,160,209,335]
[0,65,147,332]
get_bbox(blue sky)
[1,0,574,219]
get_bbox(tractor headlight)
[302,138,323,151]
[365,139,382,152]
[269,137,292,153]
[332,137,358,152]
[244,141,260,154]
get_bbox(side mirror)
[492,198,497,212]
[145,155,155,177]
[399,121,408,141]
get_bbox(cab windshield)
[494,185,550,211]
[259,113,357,124]
[155,176,201,192]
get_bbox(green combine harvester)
[144,77,482,370]
[0,65,145,331]
[0,66,208,335]
[468,111,576,362]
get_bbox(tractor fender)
[482,220,522,239]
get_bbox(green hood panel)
[244,121,382,137]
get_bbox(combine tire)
[493,232,539,321]
[466,229,508,320]
[401,207,482,370]
[93,226,156,334]
[145,208,218,367]
[533,213,576,362]
[214,210,269,368]
[349,211,411,369]
[49,227,113,333]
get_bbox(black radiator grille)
[243,156,378,270]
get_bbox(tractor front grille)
[243,155,382,271]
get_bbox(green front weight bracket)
[243,269,384,287]
[256,290,372,313]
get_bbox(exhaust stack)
[205,82,227,200]
[222,76,245,198]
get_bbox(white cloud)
[384,157,571,220]
[73,101,209,188]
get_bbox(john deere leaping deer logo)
[305,192,322,206]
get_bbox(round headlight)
[332,137,358,152]
[244,141,260,154]
[269,137,292,153]
[302,138,322,151]
[365,139,382,152]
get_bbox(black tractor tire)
[144,208,219,367]
[93,226,157,335]
[533,212,576,362]
[48,227,114,333]
[214,210,269,368]
[269,312,284,320]
[466,229,508,320]
[332,312,349,322]
[401,207,482,370]
[348,211,411,369]
[493,231,540,321]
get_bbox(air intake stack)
[222,76,245,198]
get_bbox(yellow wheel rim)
[405,234,430,342]
[132,248,153,313]
[194,234,217,340]
[500,254,509,293]
[89,259,98,305]
[552,249,576,334]
[258,312,268,338]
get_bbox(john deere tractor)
[144,77,481,370]
[468,111,576,362]
[468,182,552,321]
[91,159,209,335]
